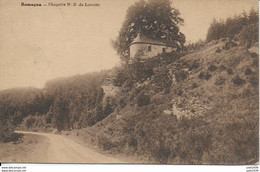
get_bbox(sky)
[0,0,258,90]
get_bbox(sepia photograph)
[0,0,259,167]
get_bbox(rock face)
[101,73,120,98]
[101,85,119,98]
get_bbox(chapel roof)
[131,33,176,47]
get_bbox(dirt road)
[11,131,126,163]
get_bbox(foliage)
[206,8,258,44]
[208,65,217,72]
[112,0,185,62]
[238,23,259,47]
[222,40,238,50]
[214,76,226,86]
[232,75,245,86]
[86,17,259,164]
[185,39,206,52]
[0,71,110,141]
[174,70,188,82]
[19,115,50,131]
[0,87,51,142]
[0,118,20,143]
[226,68,234,75]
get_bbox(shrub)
[97,136,118,151]
[128,137,138,147]
[186,40,206,52]
[245,68,253,75]
[238,23,259,48]
[198,72,204,79]
[208,65,217,72]
[113,68,129,87]
[204,72,212,80]
[198,71,212,81]
[174,88,183,96]
[113,59,157,87]
[221,120,258,164]
[222,41,237,50]
[177,128,212,164]
[216,48,221,53]
[233,75,245,86]
[152,67,173,92]
[20,115,48,130]
[226,68,234,75]
[215,76,226,85]
[0,118,23,143]
[252,58,259,67]
[137,93,151,107]
[249,75,259,87]
[250,52,258,58]
[206,9,258,42]
[175,70,188,82]
[118,98,127,108]
[192,82,198,89]
[219,65,226,71]
[2,133,22,143]
[25,117,36,128]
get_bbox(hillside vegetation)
[0,10,258,164]
[82,39,258,164]
[0,71,112,140]
[206,8,258,47]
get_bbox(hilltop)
[72,39,258,164]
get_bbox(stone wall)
[130,43,174,60]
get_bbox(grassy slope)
[82,40,259,164]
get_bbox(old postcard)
[0,0,258,167]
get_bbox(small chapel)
[129,34,177,60]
